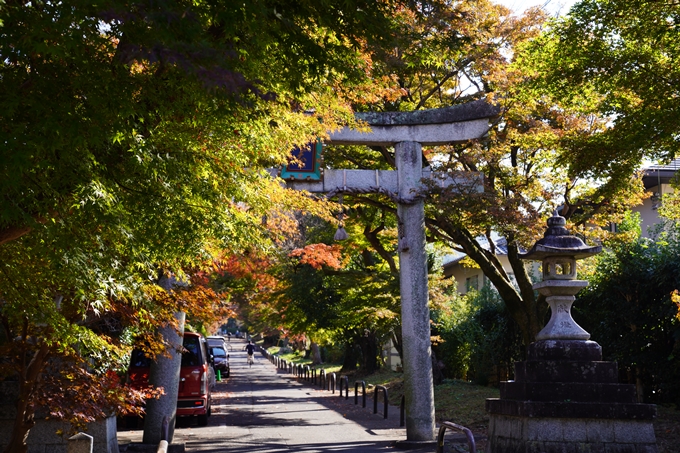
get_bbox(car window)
[181,336,202,366]
[211,347,227,358]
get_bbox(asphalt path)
[118,339,445,453]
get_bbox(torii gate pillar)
[395,141,435,441]
[283,100,499,443]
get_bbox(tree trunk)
[431,349,444,386]
[6,404,34,453]
[5,341,50,453]
[340,341,359,372]
[310,342,322,365]
[391,328,403,363]
[358,331,379,373]
[144,311,185,445]
[432,223,547,345]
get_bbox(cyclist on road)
[244,340,256,366]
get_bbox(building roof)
[642,159,680,189]
[442,236,509,269]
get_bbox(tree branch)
[363,223,398,275]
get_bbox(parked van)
[127,332,214,426]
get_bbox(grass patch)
[345,369,497,430]
[301,363,680,449]
[434,379,498,428]
[266,347,342,373]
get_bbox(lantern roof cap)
[519,211,602,261]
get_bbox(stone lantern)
[519,211,601,341]
[485,211,658,453]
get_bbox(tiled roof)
[642,159,680,189]
[644,158,680,171]
[442,236,509,267]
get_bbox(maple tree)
[218,213,406,372]
[323,0,647,346]
[521,0,680,166]
[210,0,661,376]
[0,0,415,450]
[283,232,402,372]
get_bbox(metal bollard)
[339,376,349,399]
[373,385,388,419]
[354,381,366,408]
[436,421,476,453]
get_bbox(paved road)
[118,339,447,453]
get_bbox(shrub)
[433,285,524,385]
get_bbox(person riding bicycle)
[244,340,255,365]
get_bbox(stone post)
[396,141,435,442]
[143,311,185,445]
[67,432,93,453]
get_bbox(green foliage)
[322,0,650,347]
[0,1,414,449]
[280,222,401,370]
[360,368,500,427]
[521,0,680,163]
[433,285,524,385]
[575,221,680,404]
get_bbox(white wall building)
[634,159,680,237]
[442,237,522,294]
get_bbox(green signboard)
[280,139,322,181]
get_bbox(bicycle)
[244,340,256,367]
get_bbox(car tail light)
[200,365,207,394]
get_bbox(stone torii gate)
[283,100,499,442]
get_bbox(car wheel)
[225,369,230,378]
[197,413,208,426]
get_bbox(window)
[211,347,227,359]
[466,275,479,292]
[181,336,202,366]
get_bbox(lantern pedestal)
[534,279,590,341]
[486,339,658,452]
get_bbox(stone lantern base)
[485,340,658,453]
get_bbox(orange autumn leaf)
[289,243,343,270]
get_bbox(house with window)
[442,236,518,294]
[634,159,680,237]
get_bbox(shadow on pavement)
[119,341,470,453]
